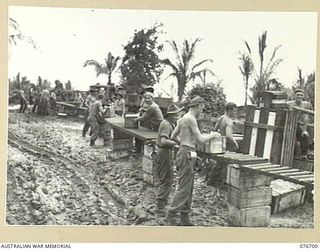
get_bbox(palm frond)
[191,59,213,71]
[83,60,103,77]
[161,58,179,73]
[244,41,251,55]
[167,40,183,66]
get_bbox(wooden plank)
[241,106,255,154]
[270,109,286,164]
[249,109,260,156]
[105,117,158,142]
[244,121,284,131]
[255,108,269,157]
[248,165,282,171]
[288,174,314,179]
[294,176,314,181]
[281,111,297,166]
[269,169,300,174]
[281,171,313,177]
[263,111,276,159]
[242,162,272,168]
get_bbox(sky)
[8,6,318,105]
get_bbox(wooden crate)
[292,158,314,172]
[110,138,133,151]
[226,164,272,190]
[111,128,133,140]
[262,91,288,109]
[124,114,139,129]
[143,144,156,159]
[227,185,272,209]
[228,204,271,227]
[143,172,159,186]
[142,156,156,174]
[270,179,306,214]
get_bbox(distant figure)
[287,88,313,159]
[82,90,97,137]
[166,96,220,226]
[32,89,42,113]
[19,90,28,113]
[87,93,105,146]
[38,89,49,115]
[154,104,182,213]
[74,92,84,108]
[114,93,125,117]
[214,102,239,151]
[136,92,163,132]
[50,91,57,112]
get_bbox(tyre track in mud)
[8,131,129,225]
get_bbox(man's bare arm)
[189,117,220,144]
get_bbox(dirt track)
[6,111,314,227]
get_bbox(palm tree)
[83,52,121,85]
[244,31,283,105]
[239,53,253,106]
[162,39,215,101]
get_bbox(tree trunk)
[244,78,248,106]
[108,74,112,85]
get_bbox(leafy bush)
[187,82,226,118]
[120,24,164,93]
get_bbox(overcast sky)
[8,6,317,105]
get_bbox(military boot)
[165,211,178,226]
[90,140,95,146]
[179,213,194,226]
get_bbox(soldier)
[154,104,182,213]
[32,89,42,113]
[19,90,28,113]
[87,93,105,146]
[114,93,126,117]
[136,92,163,131]
[287,88,313,159]
[214,102,239,151]
[166,96,220,226]
[209,102,238,195]
[82,90,96,137]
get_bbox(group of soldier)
[18,88,53,115]
[18,82,313,226]
[79,84,240,226]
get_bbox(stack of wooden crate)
[226,164,273,227]
[110,128,133,151]
[142,143,159,186]
[99,122,111,147]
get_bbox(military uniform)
[82,94,96,137]
[88,100,103,144]
[168,145,197,215]
[155,120,175,207]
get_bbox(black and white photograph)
[7,6,316,228]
